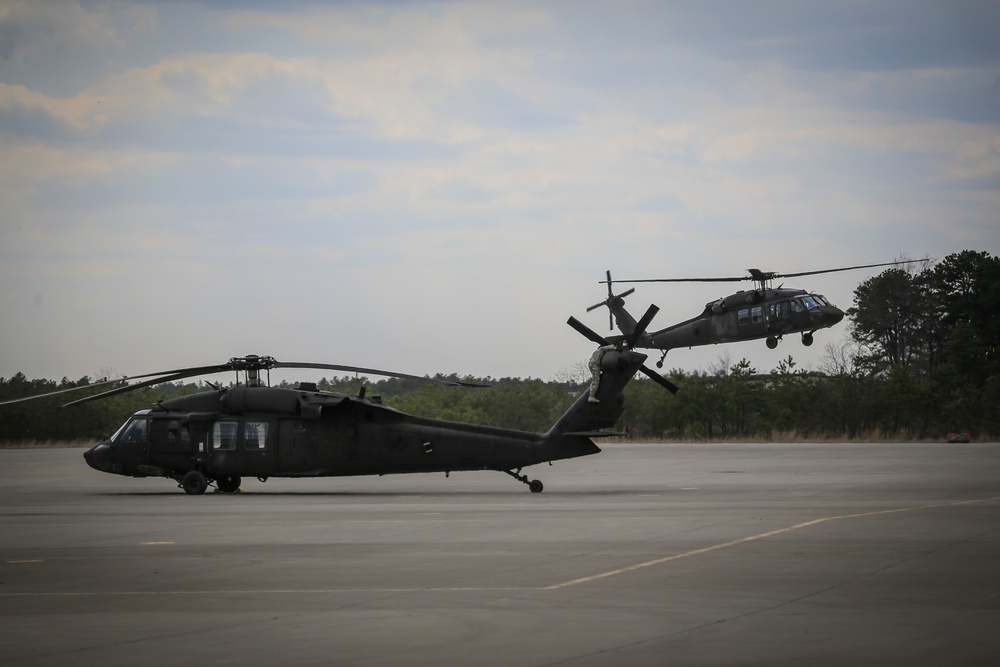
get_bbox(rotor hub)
[227,355,278,371]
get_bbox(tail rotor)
[588,270,635,331]
[567,305,678,394]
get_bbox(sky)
[1,0,999,388]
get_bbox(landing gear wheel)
[181,470,208,495]
[766,335,779,349]
[801,332,814,346]
[503,469,544,493]
[216,475,241,493]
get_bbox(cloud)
[1,1,998,383]
[0,0,155,61]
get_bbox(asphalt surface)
[1,442,999,666]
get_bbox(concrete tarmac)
[1,442,999,666]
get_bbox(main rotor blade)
[640,366,679,394]
[272,362,488,387]
[606,276,746,284]
[0,363,233,406]
[0,378,127,406]
[606,259,925,285]
[3,355,492,409]
[567,316,610,346]
[62,369,219,407]
[775,260,923,279]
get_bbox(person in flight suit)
[588,343,619,403]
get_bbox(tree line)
[2,250,996,443]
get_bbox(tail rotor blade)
[586,287,636,310]
[589,270,636,331]
[640,365,679,394]
[607,271,614,330]
[568,316,678,395]
[567,316,609,346]
[628,304,660,346]
[585,287,634,313]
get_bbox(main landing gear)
[180,470,208,495]
[504,469,544,493]
[766,332,814,349]
[179,470,242,495]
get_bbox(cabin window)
[244,421,269,450]
[119,418,149,444]
[737,309,750,326]
[751,306,763,323]
[212,421,238,450]
[167,420,190,448]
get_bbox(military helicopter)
[589,261,918,367]
[1,314,675,495]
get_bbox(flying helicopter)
[588,261,919,368]
[1,314,676,495]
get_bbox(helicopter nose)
[808,305,844,327]
[84,443,112,472]
[824,306,845,326]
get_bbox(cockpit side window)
[118,418,149,444]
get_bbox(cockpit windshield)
[800,295,827,310]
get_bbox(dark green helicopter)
[1,314,676,494]
[589,262,918,368]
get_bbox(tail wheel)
[504,469,545,493]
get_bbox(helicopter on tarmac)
[588,261,919,368]
[0,313,676,495]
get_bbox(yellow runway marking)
[545,496,1000,589]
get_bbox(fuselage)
[84,386,599,482]
[82,349,650,491]
[613,288,845,352]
